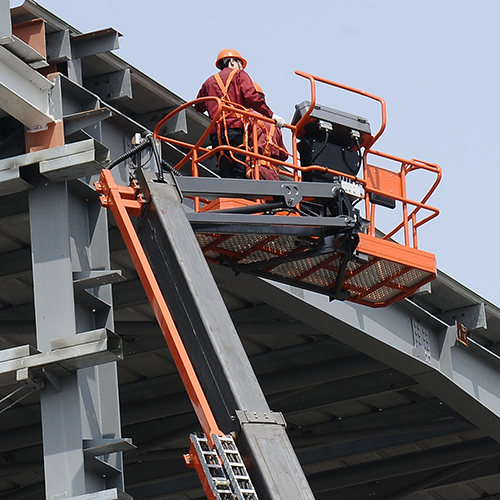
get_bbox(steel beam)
[0,328,122,386]
[139,107,188,135]
[1,1,48,68]
[10,18,48,69]
[72,28,120,59]
[46,29,71,64]
[0,0,11,45]
[212,264,500,444]
[83,69,132,102]
[0,138,109,195]
[0,44,55,129]
[186,211,355,235]
[177,175,353,199]
[437,302,487,332]
[306,437,500,492]
[66,490,132,500]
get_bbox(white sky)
[21,0,500,306]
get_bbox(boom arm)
[95,168,316,499]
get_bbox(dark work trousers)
[211,128,247,178]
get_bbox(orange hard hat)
[254,82,265,96]
[215,49,247,69]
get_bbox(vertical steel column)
[29,176,126,499]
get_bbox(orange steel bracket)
[25,74,65,153]
[184,441,219,500]
[95,169,223,447]
[25,120,65,152]
[456,322,468,347]
[365,164,402,199]
[12,18,47,58]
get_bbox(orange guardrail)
[364,150,441,248]
[153,71,441,250]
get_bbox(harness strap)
[256,120,288,159]
[212,69,250,170]
[214,69,238,98]
[263,122,276,157]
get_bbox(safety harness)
[213,70,288,178]
[213,69,250,172]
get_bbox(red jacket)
[195,68,274,132]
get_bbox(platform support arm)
[95,169,223,445]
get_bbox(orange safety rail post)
[251,118,260,180]
[364,149,442,248]
[94,169,223,447]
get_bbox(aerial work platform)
[152,70,441,307]
[175,176,437,307]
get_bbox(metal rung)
[189,432,259,500]
[189,433,234,498]
[213,434,259,500]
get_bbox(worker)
[195,49,286,179]
[250,82,289,180]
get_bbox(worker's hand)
[272,114,286,128]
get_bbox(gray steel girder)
[211,264,500,445]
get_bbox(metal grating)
[271,254,336,279]
[302,267,339,287]
[263,235,302,254]
[239,250,278,265]
[393,268,433,288]
[194,230,436,307]
[219,234,270,254]
[196,233,218,248]
[346,260,406,290]
[363,285,403,303]
[347,258,366,272]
